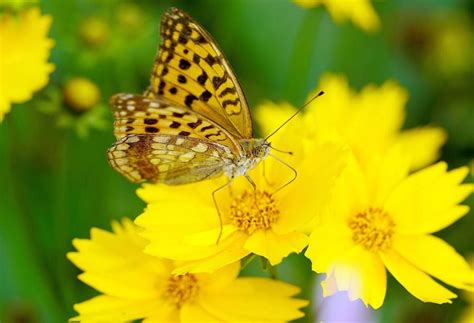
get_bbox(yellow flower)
[458,255,474,323]
[0,0,38,11]
[67,219,308,322]
[256,73,447,171]
[0,7,54,122]
[305,149,474,309]
[293,0,380,32]
[136,140,347,273]
[79,16,109,48]
[63,77,101,112]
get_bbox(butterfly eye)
[253,147,264,158]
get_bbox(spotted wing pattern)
[144,7,253,139]
[107,134,234,184]
[110,93,242,154]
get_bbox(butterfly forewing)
[108,134,234,184]
[145,7,253,139]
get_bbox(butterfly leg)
[262,160,274,186]
[244,174,262,213]
[268,153,298,194]
[244,174,257,192]
[212,179,233,244]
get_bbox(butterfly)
[107,7,272,189]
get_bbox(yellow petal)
[136,196,219,233]
[393,234,474,290]
[172,232,250,274]
[136,201,221,260]
[305,74,353,144]
[244,230,308,265]
[180,304,221,322]
[144,308,181,323]
[366,146,410,206]
[253,102,307,173]
[183,225,237,246]
[0,7,55,121]
[293,0,380,32]
[73,295,167,322]
[328,246,387,309]
[136,178,223,204]
[199,278,308,321]
[75,268,160,301]
[395,126,447,171]
[345,81,407,164]
[381,249,457,304]
[223,277,302,297]
[315,154,369,227]
[292,0,320,9]
[254,101,299,139]
[197,262,241,292]
[67,222,170,300]
[385,163,472,234]
[305,224,353,273]
[321,272,339,297]
[458,305,474,323]
[273,142,348,233]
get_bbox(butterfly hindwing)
[107,134,234,184]
[145,7,253,139]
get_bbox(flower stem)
[241,253,257,270]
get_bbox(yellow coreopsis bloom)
[458,255,474,323]
[68,219,308,322]
[293,0,380,32]
[0,7,54,122]
[136,141,347,273]
[257,73,447,172]
[63,77,101,113]
[305,149,474,309]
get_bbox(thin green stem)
[241,254,257,270]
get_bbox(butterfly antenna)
[269,145,293,155]
[264,90,325,142]
[212,180,233,244]
[268,153,298,194]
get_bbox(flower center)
[229,190,279,234]
[164,274,199,308]
[348,207,395,251]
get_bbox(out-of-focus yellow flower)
[79,16,109,48]
[257,73,447,171]
[458,255,474,323]
[0,7,54,122]
[0,0,38,11]
[115,2,144,32]
[63,77,101,113]
[68,219,308,322]
[305,149,474,309]
[425,12,473,79]
[293,0,380,32]
[136,139,347,273]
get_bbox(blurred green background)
[0,0,473,322]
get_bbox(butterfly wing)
[107,134,233,184]
[110,93,242,155]
[144,7,253,139]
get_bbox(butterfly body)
[107,8,270,186]
[224,138,270,179]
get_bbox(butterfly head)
[240,138,270,159]
[253,139,271,159]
